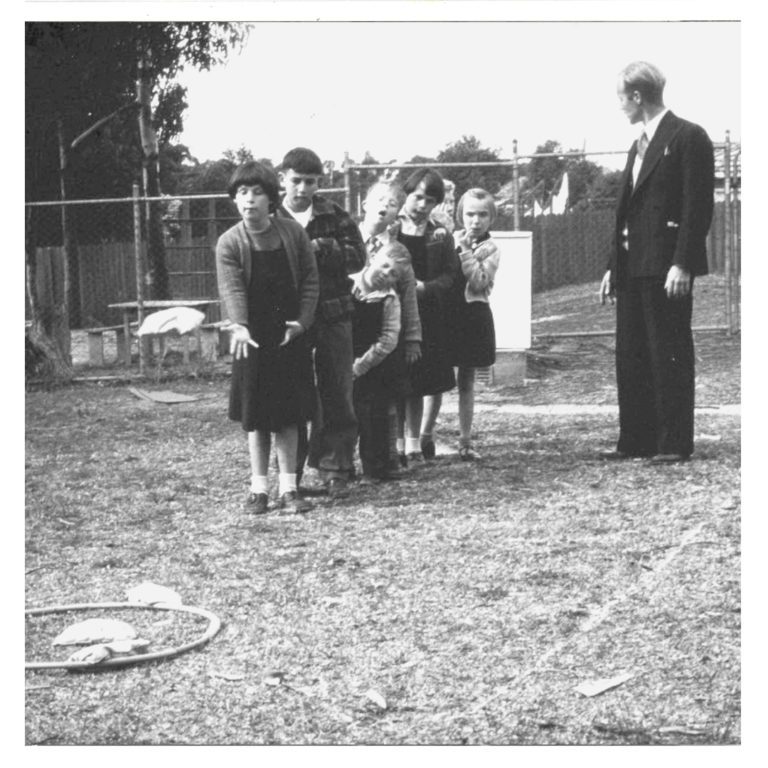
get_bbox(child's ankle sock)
[278,473,297,496]
[250,475,269,495]
[405,437,421,454]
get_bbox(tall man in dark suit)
[600,61,715,463]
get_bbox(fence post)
[512,139,520,231]
[343,151,351,214]
[133,183,147,375]
[723,131,733,336]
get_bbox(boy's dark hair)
[402,168,445,204]
[227,161,281,211]
[280,147,324,175]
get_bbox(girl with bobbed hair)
[216,161,319,515]
[392,167,459,464]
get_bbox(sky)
[175,17,741,172]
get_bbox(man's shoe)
[325,477,349,499]
[420,438,436,460]
[244,492,269,514]
[650,453,690,464]
[278,491,311,514]
[598,450,649,460]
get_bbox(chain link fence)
[25,141,740,369]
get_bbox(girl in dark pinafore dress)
[394,169,458,463]
[215,162,319,515]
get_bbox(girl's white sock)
[250,475,269,495]
[278,473,297,496]
[405,437,421,454]
[396,438,405,453]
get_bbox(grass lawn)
[25,277,741,746]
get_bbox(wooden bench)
[140,322,229,368]
[85,324,135,366]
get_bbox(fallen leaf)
[322,596,342,606]
[575,672,634,697]
[364,688,387,709]
[288,685,315,697]
[210,671,245,682]
[264,672,286,686]
[658,726,707,736]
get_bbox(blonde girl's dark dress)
[228,234,315,432]
[448,231,497,368]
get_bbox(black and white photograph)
[22,0,752,759]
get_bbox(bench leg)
[218,328,230,358]
[87,333,105,367]
[115,329,131,366]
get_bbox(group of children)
[215,148,500,515]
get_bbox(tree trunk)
[58,116,82,330]
[25,206,74,381]
[137,51,170,299]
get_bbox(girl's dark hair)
[402,168,445,204]
[227,161,281,211]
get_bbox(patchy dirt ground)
[25,276,740,746]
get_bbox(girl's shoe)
[278,491,311,514]
[458,445,481,461]
[245,492,269,514]
[420,438,436,460]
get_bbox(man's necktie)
[368,235,380,254]
[637,131,649,161]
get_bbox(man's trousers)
[615,276,695,457]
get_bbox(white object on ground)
[575,672,634,697]
[52,618,138,647]
[66,638,150,665]
[126,582,183,606]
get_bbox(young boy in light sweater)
[349,243,411,483]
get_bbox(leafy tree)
[525,139,567,209]
[435,135,510,198]
[25,21,247,376]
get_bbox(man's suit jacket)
[611,110,715,288]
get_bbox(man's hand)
[415,279,425,297]
[280,321,303,347]
[405,341,422,365]
[599,270,615,305]
[664,265,691,299]
[229,324,259,360]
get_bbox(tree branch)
[70,101,141,151]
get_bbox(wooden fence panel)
[28,197,737,328]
